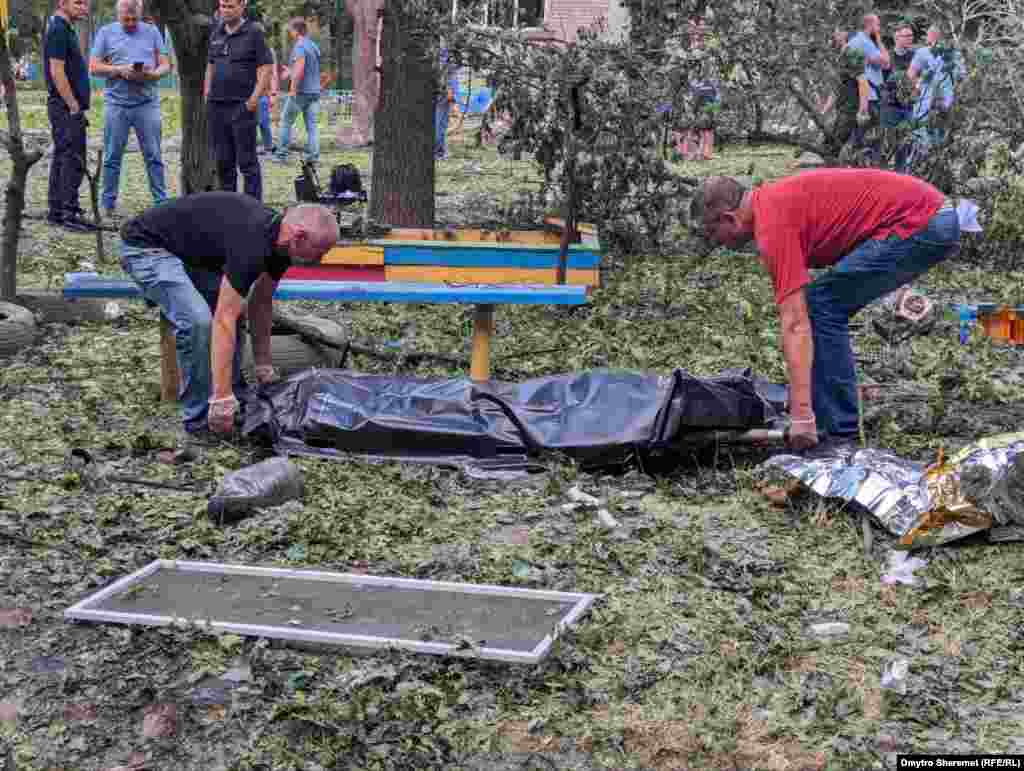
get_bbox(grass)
[1,93,1023,771]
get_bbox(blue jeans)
[276,94,320,162]
[434,98,450,158]
[258,95,274,151]
[804,208,960,437]
[102,101,166,211]
[120,244,243,432]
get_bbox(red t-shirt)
[751,169,944,304]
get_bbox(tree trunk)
[368,4,434,227]
[148,2,216,195]
[340,0,383,146]
[0,22,44,300]
[171,23,215,193]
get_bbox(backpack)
[329,164,363,197]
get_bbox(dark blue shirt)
[207,19,273,102]
[44,15,90,109]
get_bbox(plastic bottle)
[207,457,304,524]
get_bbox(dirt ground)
[2,92,1024,771]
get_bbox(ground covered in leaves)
[2,92,1024,771]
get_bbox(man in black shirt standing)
[204,0,273,200]
[43,0,95,232]
[119,194,339,435]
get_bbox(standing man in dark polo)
[205,0,273,200]
[43,0,95,233]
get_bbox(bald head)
[281,204,340,265]
[117,0,142,31]
[691,176,745,233]
[862,13,880,35]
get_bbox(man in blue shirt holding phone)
[89,0,172,221]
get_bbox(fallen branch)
[0,23,46,299]
[80,148,106,262]
[744,129,832,162]
[0,529,89,558]
[271,307,560,372]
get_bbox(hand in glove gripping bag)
[254,365,281,385]
[787,413,819,451]
[208,395,239,434]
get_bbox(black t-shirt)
[885,48,917,108]
[121,192,290,296]
[43,15,91,109]
[207,19,273,102]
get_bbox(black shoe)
[799,435,859,460]
[60,218,94,234]
[62,216,98,233]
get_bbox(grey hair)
[117,0,142,14]
[284,204,340,249]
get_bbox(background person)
[43,0,95,233]
[118,194,340,436]
[89,0,171,221]
[883,20,918,170]
[682,61,720,161]
[820,32,871,161]
[907,23,966,153]
[257,48,279,155]
[846,13,891,157]
[691,170,961,451]
[204,0,273,200]
[274,18,321,165]
[434,44,458,161]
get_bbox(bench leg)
[470,304,494,382]
[159,314,179,403]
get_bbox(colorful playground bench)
[63,221,603,400]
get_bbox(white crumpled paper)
[880,550,928,586]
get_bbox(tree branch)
[746,129,831,161]
[788,82,829,136]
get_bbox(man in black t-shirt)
[43,0,95,233]
[120,193,339,435]
[204,0,273,200]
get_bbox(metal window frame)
[452,0,546,30]
[64,560,598,665]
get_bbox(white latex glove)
[254,365,281,385]
[208,395,239,434]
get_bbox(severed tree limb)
[788,81,830,137]
[744,128,831,161]
[80,148,106,262]
[0,23,46,300]
[270,307,559,372]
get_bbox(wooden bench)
[63,223,602,400]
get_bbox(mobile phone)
[133,62,144,72]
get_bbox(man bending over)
[119,193,339,436]
[692,170,961,451]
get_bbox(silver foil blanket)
[762,435,1024,548]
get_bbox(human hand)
[856,109,871,126]
[208,395,239,434]
[787,415,819,451]
[246,95,259,113]
[253,365,280,385]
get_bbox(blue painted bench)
[63,274,590,398]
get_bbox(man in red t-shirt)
[692,169,960,451]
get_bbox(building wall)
[543,0,626,42]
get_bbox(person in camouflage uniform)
[825,42,872,162]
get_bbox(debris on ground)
[880,550,928,586]
[207,457,305,524]
[763,432,1024,548]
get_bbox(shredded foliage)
[1,92,1024,771]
